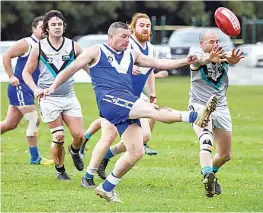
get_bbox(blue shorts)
[99,90,141,136]
[8,83,35,106]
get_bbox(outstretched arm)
[133,49,197,70]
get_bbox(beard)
[134,30,150,42]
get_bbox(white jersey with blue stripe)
[14,34,40,85]
[38,37,75,97]
[130,36,155,96]
[190,48,229,107]
[89,44,134,105]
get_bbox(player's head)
[31,16,44,40]
[199,29,219,53]
[107,22,130,52]
[43,10,67,38]
[129,13,151,42]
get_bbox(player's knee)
[50,126,64,147]
[24,111,39,137]
[199,129,213,153]
[102,131,117,145]
[73,132,85,143]
[219,152,232,162]
[127,148,144,164]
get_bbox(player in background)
[1,16,53,165]
[23,10,89,180]
[189,29,244,197]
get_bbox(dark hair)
[32,16,44,29]
[108,22,129,35]
[42,10,67,34]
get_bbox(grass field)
[1,77,263,212]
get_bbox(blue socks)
[104,149,114,160]
[102,172,120,192]
[201,166,213,176]
[85,132,92,140]
[29,146,40,163]
[84,172,94,180]
[189,111,198,123]
[213,166,219,173]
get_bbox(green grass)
[1,77,263,212]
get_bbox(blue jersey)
[89,44,134,106]
[130,37,155,96]
[14,35,40,85]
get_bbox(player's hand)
[187,54,198,64]
[209,46,228,63]
[154,71,169,79]
[132,65,141,75]
[9,75,20,86]
[224,48,245,64]
[149,93,157,104]
[33,88,45,100]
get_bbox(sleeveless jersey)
[190,49,229,107]
[14,34,40,85]
[130,37,155,96]
[38,37,75,97]
[89,44,134,104]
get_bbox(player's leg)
[47,116,70,180]
[39,96,69,180]
[63,115,85,171]
[80,118,102,159]
[19,105,52,165]
[81,118,117,188]
[193,122,217,197]
[129,95,217,128]
[95,122,143,202]
[211,108,232,195]
[212,128,232,195]
[62,95,85,171]
[0,105,23,134]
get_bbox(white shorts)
[189,102,232,131]
[38,95,83,123]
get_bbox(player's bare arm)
[74,41,90,75]
[133,49,197,70]
[3,39,29,86]
[22,43,40,93]
[145,71,157,103]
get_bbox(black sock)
[70,144,80,154]
[55,164,65,173]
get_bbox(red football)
[214,7,241,37]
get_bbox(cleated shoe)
[97,159,110,180]
[144,144,158,155]
[195,95,217,128]
[56,171,71,180]
[68,145,84,171]
[80,178,96,188]
[95,184,123,203]
[203,172,216,197]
